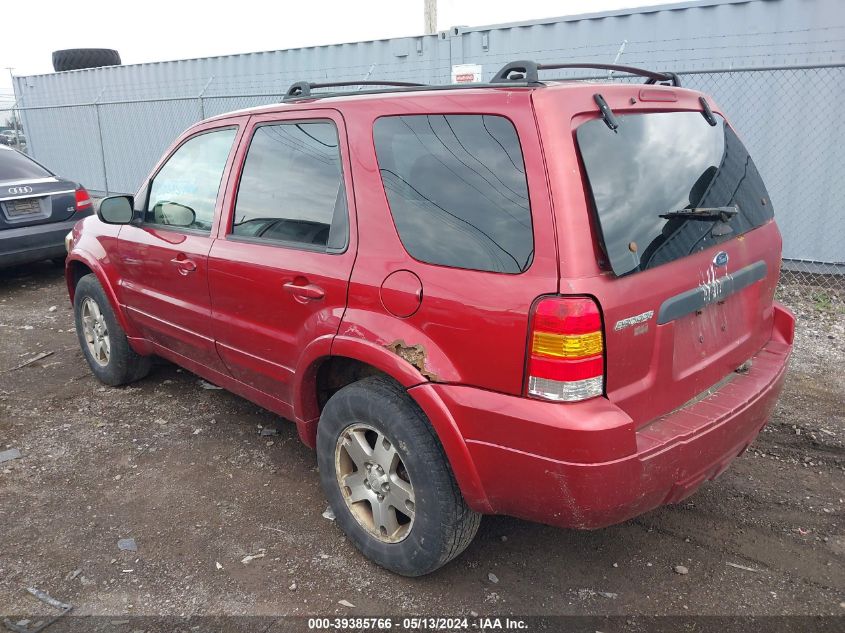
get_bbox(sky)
[0,0,681,105]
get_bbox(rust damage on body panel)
[385,339,439,382]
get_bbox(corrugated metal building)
[13,0,845,104]
[12,0,845,268]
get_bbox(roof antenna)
[607,40,628,80]
[358,64,376,91]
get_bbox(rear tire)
[317,376,480,576]
[73,274,151,386]
[52,48,121,72]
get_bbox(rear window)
[0,148,52,181]
[576,111,774,276]
[373,114,533,274]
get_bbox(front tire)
[317,376,480,576]
[73,274,151,386]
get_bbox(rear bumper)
[0,216,87,267]
[414,302,794,529]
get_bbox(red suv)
[65,61,795,576]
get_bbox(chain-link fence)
[12,93,287,195]
[10,64,844,294]
[681,65,844,294]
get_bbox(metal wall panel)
[17,0,845,108]
[681,67,845,265]
[21,105,105,190]
[97,99,204,194]
[458,0,845,78]
[13,35,450,106]
[10,0,845,267]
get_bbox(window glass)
[576,112,774,276]
[232,122,347,251]
[146,128,236,232]
[0,147,52,180]
[373,114,533,274]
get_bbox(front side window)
[146,128,236,233]
[373,114,533,274]
[232,121,348,251]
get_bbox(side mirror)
[97,195,134,225]
[153,201,196,228]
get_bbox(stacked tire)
[52,49,121,72]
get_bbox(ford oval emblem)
[713,251,729,267]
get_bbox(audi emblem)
[7,186,33,195]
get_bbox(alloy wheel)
[80,296,110,367]
[334,423,415,543]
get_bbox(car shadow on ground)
[0,260,66,286]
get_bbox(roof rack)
[490,60,681,87]
[280,60,679,103]
[284,80,426,101]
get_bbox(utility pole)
[424,0,437,35]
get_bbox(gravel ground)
[0,263,843,622]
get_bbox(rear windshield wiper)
[593,93,619,131]
[660,206,738,220]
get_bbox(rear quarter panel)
[336,90,559,395]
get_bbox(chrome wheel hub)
[365,463,390,493]
[335,424,415,543]
[80,297,110,367]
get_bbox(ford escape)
[65,61,795,576]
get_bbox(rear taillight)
[74,187,92,211]
[526,296,605,402]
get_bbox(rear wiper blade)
[593,93,619,131]
[660,205,738,220]
[699,96,718,126]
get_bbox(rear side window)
[373,114,532,274]
[0,148,52,181]
[146,128,236,233]
[576,112,774,276]
[232,121,348,252]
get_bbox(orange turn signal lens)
[531,330,603,359]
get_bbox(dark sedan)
[0,146,93,268]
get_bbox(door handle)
[170,256,197,275]
[283,280,325,301]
